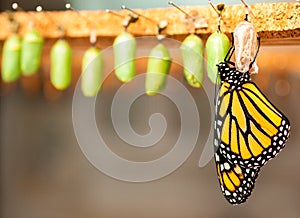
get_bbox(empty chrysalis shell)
[81,47,103,97]
[180,34,204,88]
[21,28,44,76]
[50,39,72,90]
[234,21,259,74]
[206,31,230,84]
[113,31,136,82]
[146,43,171,96]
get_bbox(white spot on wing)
[224,162,230,170]
[225,190,231,196]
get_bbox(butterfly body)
[214,61,290,204]
[218,62,251,89]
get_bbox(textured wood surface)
[0,2,299,42]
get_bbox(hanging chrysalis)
[233,20,258,74]
[206,3,230,84]
[1,34,22,82]
[1,11,21,83]
[113,31,136,82]
[50,38,72,90]
[81,31,103,97]
[206,31,230,83]
[146,43,171,96]
[168,1,207,88]
[112,12,138,83]
[181,34,204,88]
[21,22,44,76]
[145,18,170,96]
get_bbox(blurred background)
[1,0,300,218]
[0,0,293,11]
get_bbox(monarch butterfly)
[214,37,290,204]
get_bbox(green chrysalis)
[50,39,72,90]
[81,46,103,97]
[206,31,230,84]
[1,34,22,82]
[21,28,44,76]
[113,31,136,83]
[180,34,204,88]
[146,43,171,96]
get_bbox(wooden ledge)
[0,2,299,43]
